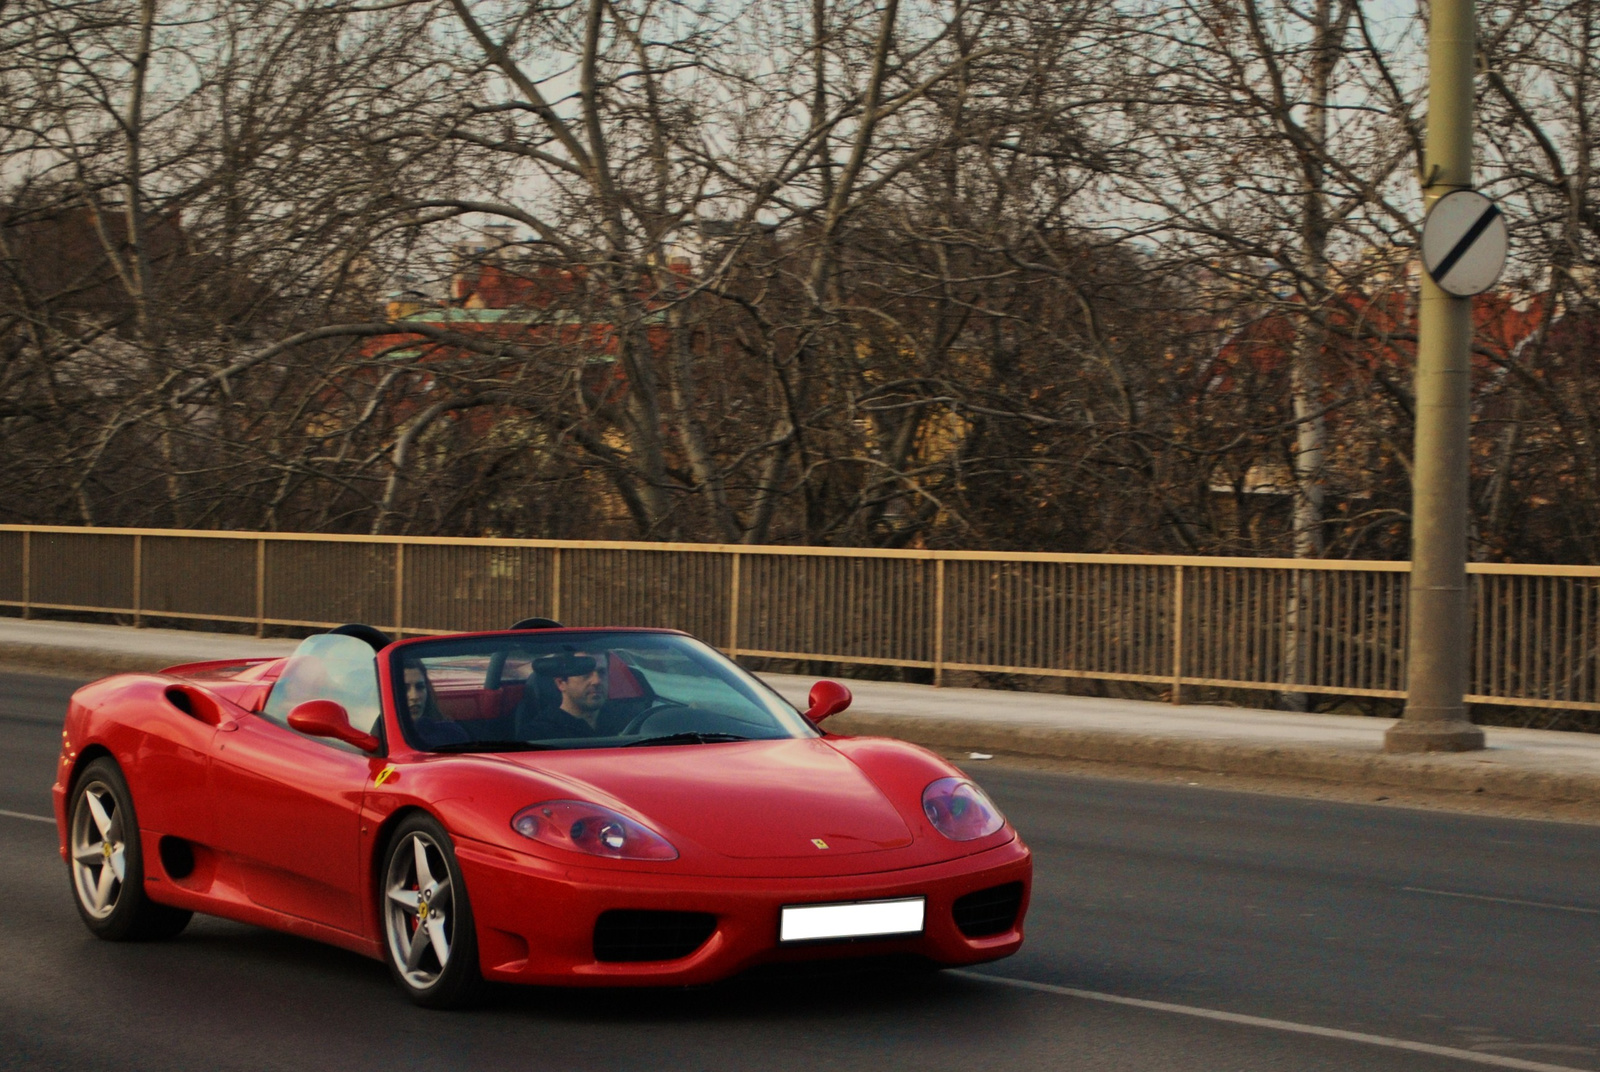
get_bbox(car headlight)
[511,800,679,861]
[921,777,1005,841]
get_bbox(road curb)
[0,642,183,679]
[828,712,1600,805]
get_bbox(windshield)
[391,631,815,752]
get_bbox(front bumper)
[456,837,1032,987]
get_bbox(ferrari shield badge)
[373,765,398,787]
[811,838,829,849]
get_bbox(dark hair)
[533,652,599,679]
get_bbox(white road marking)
[1404,886,1600,916]
[958,972,1593,1072]
[0,808,54,824]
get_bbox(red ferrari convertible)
[53,622,1031,1006]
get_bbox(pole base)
[1383,719,1485,753]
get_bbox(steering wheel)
[620,699,692,736]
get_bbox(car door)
[210,634,385,935]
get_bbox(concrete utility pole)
[1385,0,1486,752]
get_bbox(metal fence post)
[934,558,946,687]
[728,551,742,660]
[254,539,266,637]
[132,533,142,628]
[1171,564,1185,704]
[20,530,30,620]
[551,547,562,622]
[393,542,405,637]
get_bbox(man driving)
[555,650,610,729]
[523,650,613,738]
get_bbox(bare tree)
[0,0,1595,582]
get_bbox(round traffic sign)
[1421,190,1508,297]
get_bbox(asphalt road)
[3,670,1597,1072]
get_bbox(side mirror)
[288,699,381,753]
[804,680,853,724]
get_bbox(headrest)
[327,623,394,652]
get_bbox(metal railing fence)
[3,524,1598,713]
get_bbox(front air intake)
[952,882,1024,938]
[593,910,717,962]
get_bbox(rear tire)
[68,757,192,941]
[380,813,485,1009]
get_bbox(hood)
[498,738,913,859]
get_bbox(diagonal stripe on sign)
[1432,203,1502,283]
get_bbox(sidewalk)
[4,618,1599,809]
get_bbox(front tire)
[381,813,484,1008]
[68,757,192,941]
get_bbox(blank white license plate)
[779,897,926,943]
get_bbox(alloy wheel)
[384,830,456,989]
[70,779,126,920]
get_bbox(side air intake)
[593,910,717,962]
[952,882,1024,938]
